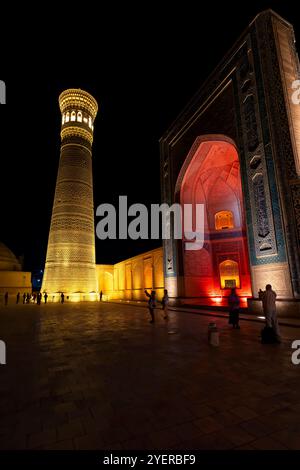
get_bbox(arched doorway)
[175,135,252,303]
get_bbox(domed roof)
[0,242,21,271]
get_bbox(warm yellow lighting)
[42,89,99,301]
[96,248,164,302]
[59,88,98,119]
[60,126,94,144]
[44,292,99,302]
[215,211,234,230]
[219,260,240,289]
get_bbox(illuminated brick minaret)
[42,89,98,301]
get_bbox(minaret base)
[45,292,99,303]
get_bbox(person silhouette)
[145,290,156,323]
[259,284,280,341]
[161,289,169,320]
[228,288,240,329]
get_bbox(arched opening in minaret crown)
[175,135,252,303]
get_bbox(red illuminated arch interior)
[180,138,252,300]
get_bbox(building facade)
[0,242,31,300]
[160,10,300,316]
[96,247,164,302]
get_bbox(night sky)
[0,1,298,272]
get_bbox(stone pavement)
[0,301,300,450]
[110,299,300,328]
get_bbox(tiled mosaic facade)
[160,11,300,303]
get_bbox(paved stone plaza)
[0,302,300,450]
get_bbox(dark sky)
[0,1,298,271]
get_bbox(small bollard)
[208,322,220,346]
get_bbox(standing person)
[61,292,65,304]
[100,290,103,302]
[37,292,42,305]
[228,288,240,329]
[161,289,169,320]
[44,292,48,304]
[4,292,8,306]
[145,289,156,323]
[259,284,280,341]
[16,292,20,304]
[22,292,26,304]
[26,293,30,304]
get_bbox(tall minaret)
[42,89,98,301]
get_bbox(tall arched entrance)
[161,12,300,316]
[176,135,252,303]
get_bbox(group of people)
[3,284,281,342]
[145,289,169,323]
[4,291,49,305]
[228,284,280,341]
[145,284,280,342]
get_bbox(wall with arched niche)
[96,247,164,301]
[178,137,252,298]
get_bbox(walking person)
[44,292,48,304]
[259,284,280,342]
[228,288,240,329]
[161,289,169,320]
[4,292,8,306]
[61,292,65,304]
[145,289,156,323]
[22,292,26,304]
[100,290,103,302]
[16,292,20,304]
